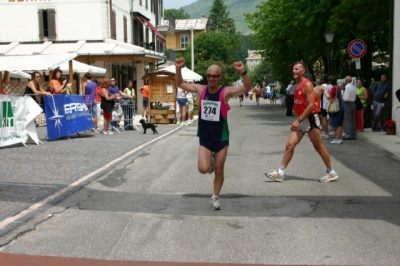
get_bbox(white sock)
[211,195,218,199]
[278,167,285,175]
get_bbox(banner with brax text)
[43,95,94,140]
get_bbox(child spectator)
[111,105,122,130]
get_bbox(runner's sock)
[278,167,285,176]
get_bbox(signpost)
[347,39,367,58]
[348,39,367,73]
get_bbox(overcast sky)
[164,0,198,9]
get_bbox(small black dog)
[139,119,158,134]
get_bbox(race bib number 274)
[201,100,221,122]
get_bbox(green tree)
[208,0,236,35]
[245,0,390,82]
[230,34,262,62]
[245,0,338,81]
[164,8,190,19]
[250,59,275,85]
[182,32,240,86]
[329,0,390,79]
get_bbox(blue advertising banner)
[43,95,94,140]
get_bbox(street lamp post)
[324,27,335,74]
[190,27,194,71]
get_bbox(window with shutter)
[145,28,149,48]
[38,9,57,39]
[38,9,44,39]
[111,11,116,39]
[48,9,57,39]
[123,16,127,43]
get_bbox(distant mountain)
[180,0,264,35]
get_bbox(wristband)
[297,117,303,123]
[241,70,247,76]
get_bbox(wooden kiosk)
[142,71,177,124]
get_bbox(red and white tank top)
[293,79,318,116]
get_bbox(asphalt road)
[1,97,400,265]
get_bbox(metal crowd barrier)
[84,95,140,133]
[120,97,140,131]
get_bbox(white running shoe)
[330,139,343,144]
[211,197,222,210]
[265,170,284,182]
[321,133,329,139]
[319,171,339,182]
[103,130,113,135]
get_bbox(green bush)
[152,104,170,110]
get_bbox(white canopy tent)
[157,65,203,81]
[9,70,31,79]
[6,60,106,79]
[58,60,106,74]
[0,53,77,72]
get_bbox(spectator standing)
[82,73,98,130]
[94,79,102,131]
[186,91,194,123]
[270,86,277,105]
[177,87,187,125]
[248,88,253,101]
[111,105,122,130]
[265,84,271,103]
[24,71,51,106]
[285,80,295,116]
[342,76,357,140]
[313,79,322,120]
[254,83,261,105]
[372,74,390,131]
[50,68,69,94]
[355,79,368,132]
[59,76,71,95]
[100,78,116,135]
[121,81,136,130]
[326,76,345,144]
[140,83,150,120]
[239,93,244,107]
[108,77,123,124]
[82,72,90,96]
[107,77,120,99]
[318,75,332,139]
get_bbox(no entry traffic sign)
[347,39,367,58]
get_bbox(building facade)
[245,50,263,73]
[159,15,208,64]
[0,0,167,110]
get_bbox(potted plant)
[383,119,396,135]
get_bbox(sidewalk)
[357,129,400,160]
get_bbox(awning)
[157,65,203,82]
[9,70,31,79]
[0,53,77,72]
[0,40,166,60]
[58,60,106,74]
[138,15,166,44]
